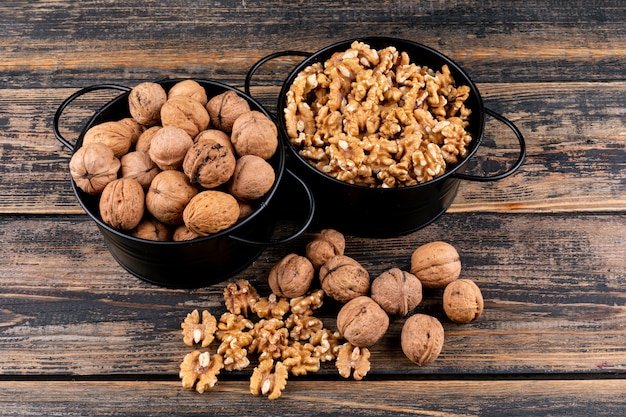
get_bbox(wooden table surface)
[2,1,625,415]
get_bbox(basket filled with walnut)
[246,37,526,237]
[54,78,314,288]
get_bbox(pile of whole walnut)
[179,230,484,400]
[69,79,278,240]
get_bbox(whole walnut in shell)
[168,79,208,106]
[120,151,160,188]
[82,120,134,158]
[305,229,345,269]
[410,241,461,289]
[443,279,484,323]
[70,143,121,195]
[148,126,194,171]
[319,255,370,303]
[161,95,210,138]
[135,126,161,153]
[228,155,275,202]
[268,254,315,298]
[336,296,389,347]
[206,90,250,133]
[118,117,145,146]
[195,129,234,153]
[371,268,422,317]
[173,224,200,241]
[146,170,198,225]
[132,218,173,241]
[183,190,240,236]
[401,314,445,366]
[230,110,278,160]
[183,140,236,189]
[128,82,167,126]
[99,178,145,231]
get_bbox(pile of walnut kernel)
[69,79,278,241]
[284,40,473,187]
[178,230,484,400]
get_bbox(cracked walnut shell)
[319,255,370,303]
[410,241,461,289]
[98,178,145,231]
[69,143,121,195]
[336,296,389,348]
[443,279,484,323]
[401,313,444,366]
[371,268,423,317]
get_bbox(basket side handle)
[53,84,131,151]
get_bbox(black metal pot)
[54,79,314,288]
[246,37,526,237]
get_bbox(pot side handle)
[53,84,131,151]
[228,168,315,247]
[452,107,526,182]
[244,50,312,116]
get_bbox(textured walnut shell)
[195,129,234,153]
[305,229,345,269]
[182,140,236,189]
[135,126,161,153]
[206,90,250,133]
[173,224,200,241]
[268,254,315,298]
[443,279,484,323]
[98,178,145,231]
[319,255,370,303]
[167,79,208,106]
[145,170,198,225]
[228,155,275,202]
[183,190,240,236]
[410,241,461,289]
[128,82,167,126]
[148,126,194,171]
[82,120,134,158]
[230,110,278,160]
[120,151,160,188]
[371,268,423,317]
[69,143,121,195]
[336,296,389,347]
[118,117,145,146]
[161,95,210,138]
[131,218,173,241]
[401,314,444,366]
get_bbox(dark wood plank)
[1,379,625,416]
[1,214,624,376]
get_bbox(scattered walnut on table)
[335,342,371,381]
[281,341,321,376]
[222,279,260,318]
[248,318,289,361]
[336,295,389,348]
[285,313,323,341]
[252,293,291,319]
[289,289,324,316]
[215,312,254,341]
[267,253,315,298]
[401,313,445,366]
[179,350,224,394]
[249,359,289,401]
[410,241,461,289]
[217,331,253,371]
[318,254,370,303]
[443,279,484,323]
[305,229,345,269]
[370,267,423,317]
[181,309,218,347]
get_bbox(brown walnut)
[145,170,198,225]
[401,313,445,366]
[135,126,161,153]
[206,90,250,133]
[98,178,145,231]
[305,229,345,269]
[173,224,200,241]
[148,125,194,171]
[195,129,234,153]
[161,95,210,138]
[118,117,145,146]
[131,218,173,241]
[410,241,461,289]
[318,255,370,303]
[268,254,315,298]
[228,155,275,202]
[183,190,240,236]
[183,140,236,189]
[128,82,167,126]
[82,120,134,158]
[336,296,389,347]
[120,151,160,188]
[371,268,422,317]
[230,110,278,160]
[69,143,121,195]
[168,79,208,106]
[443,279,484,323]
